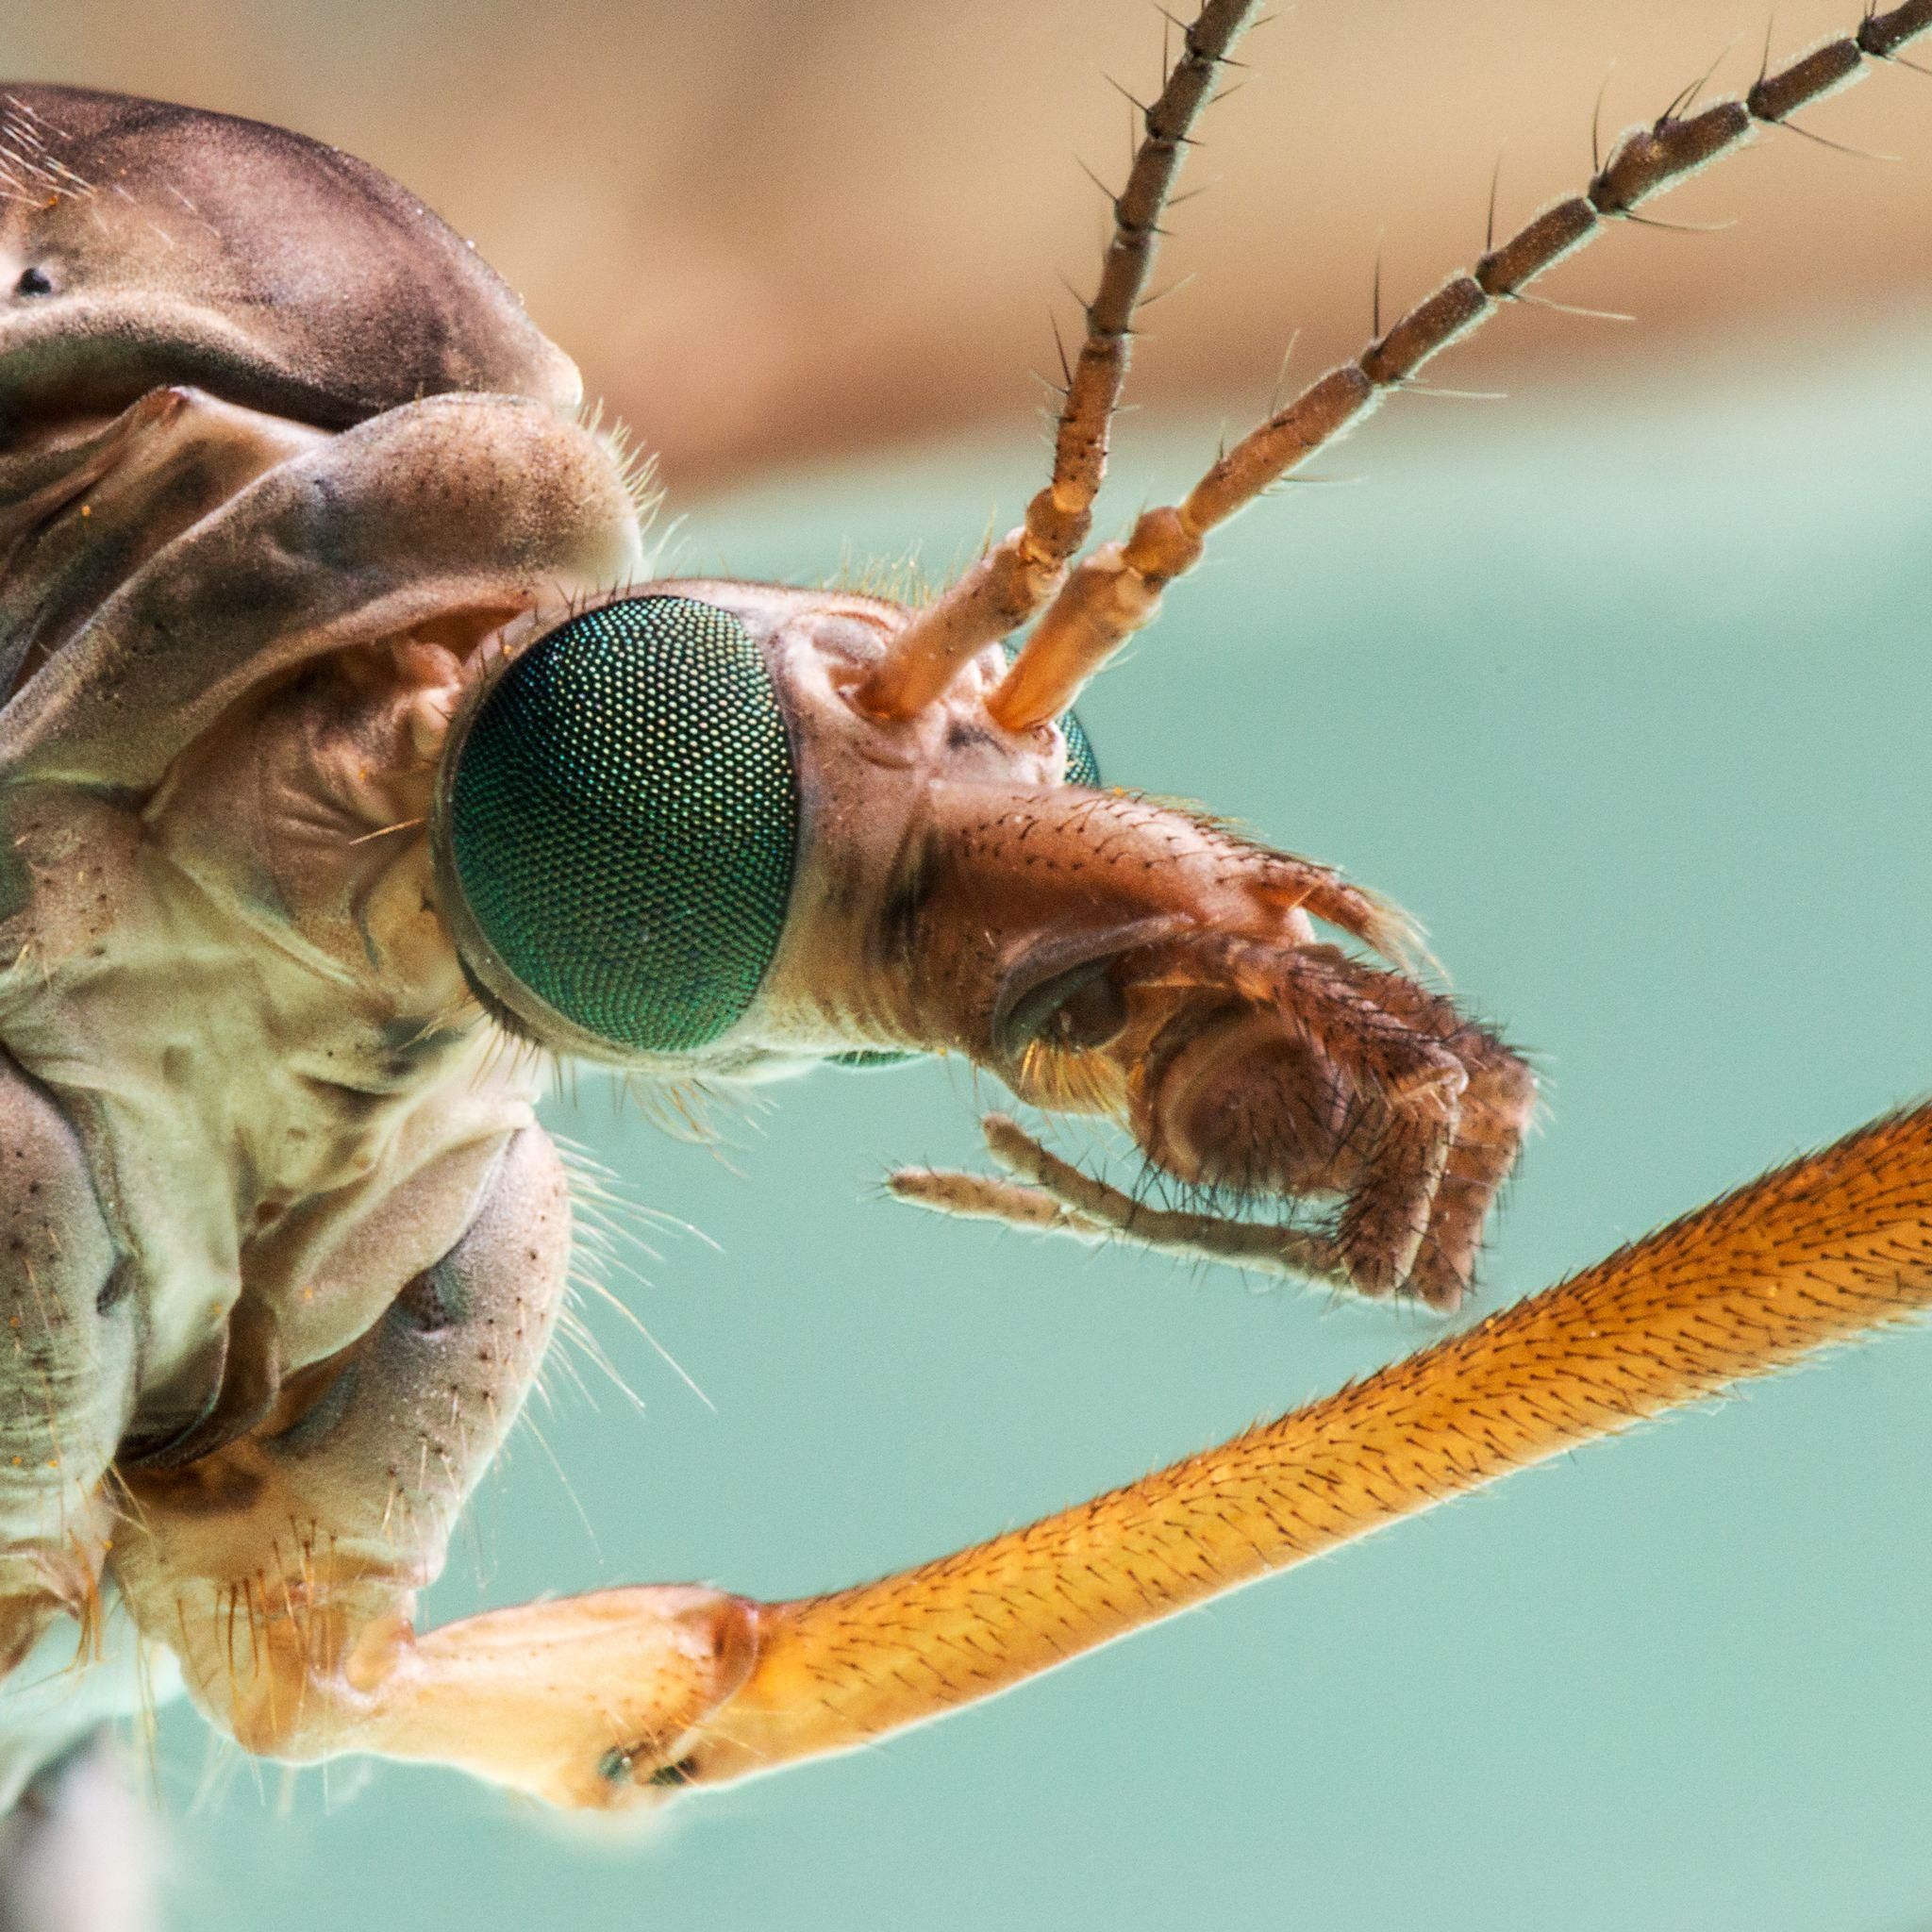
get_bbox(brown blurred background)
[4,0,1927,497]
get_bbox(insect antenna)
[858,0,1261,718]
[981,0,1932,733]
[1769,115,1904,159]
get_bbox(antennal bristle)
[854,0,1264,721]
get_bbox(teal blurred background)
[8,0,1928,490]
[147,329,1932,1929]
[4,3,1929,1921]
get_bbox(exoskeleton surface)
[0,84,640,1800]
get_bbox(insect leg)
[119,1103,1932,1808]
[669,1101,1932,1789]
[110,1126,757,1810]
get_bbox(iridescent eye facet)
[1062,708,1101,789]
[445,595,797,1056]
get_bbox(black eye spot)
[391,1257,473,1335]
[14,267,53,297]
[999,956,1130,1058]
[1045,972,1128,1051]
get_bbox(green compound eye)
[1062,708,1102,789]
[445,595,798,1056]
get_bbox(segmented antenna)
[858,0,1930,734]
[858,0,1261,719]
[985,0,1932,730]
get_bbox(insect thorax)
[0,641,536,1444]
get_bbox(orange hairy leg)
[665,1101,1932,1786]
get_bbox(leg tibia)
[674,1103,1932,1788]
